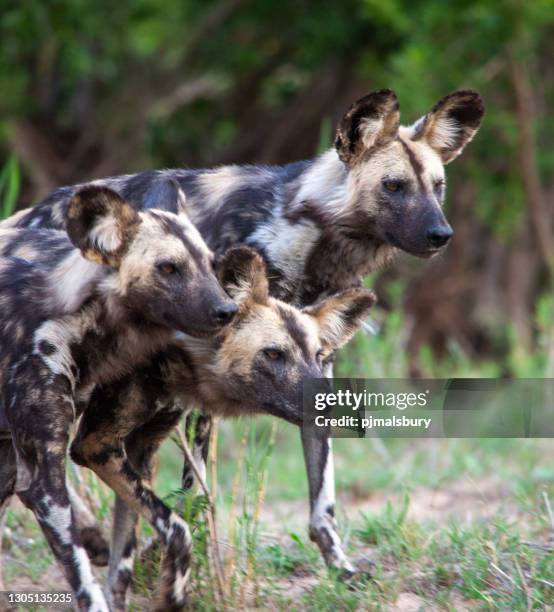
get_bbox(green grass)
[121,425,553,611]
[4,416,554,610]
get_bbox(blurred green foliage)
[2,0,552,174]
[1,0,554,371]
[0,156,19,219]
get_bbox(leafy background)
[1,0,554,375]
[1,2,554,609]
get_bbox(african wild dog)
[1,88,484,574]
[0,185,237,611]
[62,248,375,610]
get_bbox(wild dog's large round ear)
[217,247,269,306]
[65,186,141,266]
[303,288,377,349]
[335,89,400,165]
[409,90,485,164]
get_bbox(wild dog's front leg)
[73,412,191,611]
[14,435,108,611]
[107,412,182,611]
[0,505,8,609]
[74,444,192,611]
[301,428,356,576]
[108,495,139,611]
[301,359,357,577]
[0,438,15,598]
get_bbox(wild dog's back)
[0,255,54,369]
[1,90,484,309]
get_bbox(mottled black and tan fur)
[65,248,375,610]
[1,89,484,576]
[0,185,236,612]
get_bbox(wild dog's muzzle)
[426,224,453,249]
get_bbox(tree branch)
[509,53,554,275]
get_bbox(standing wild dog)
[0,185,237,611]
[66,248,375,610]
[2,89,484,573]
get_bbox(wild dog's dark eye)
[263,348,285,362]
[433,178,445,191]
[157,261,178,276]
[382,179,405,193]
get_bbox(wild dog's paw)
[337,554,375,584]
[80,526,110,567]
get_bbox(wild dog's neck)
[170,332,218,376]
[158,334,220,404]
[70,293,173,392]
[287,149,352,217]
[48,254,171,388]
[166,332,253,415]
[259,149,394,304]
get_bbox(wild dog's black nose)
[426,225,453,248]
[212,303,238,326]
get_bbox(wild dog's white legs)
[301,428,356,575]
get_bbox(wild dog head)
[335,89,484,256]
[65,185,237,335]
[201,248,375,423]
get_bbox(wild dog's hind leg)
[7,449,109,570]
[107,408,184,611]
